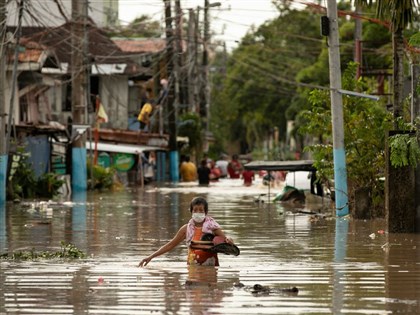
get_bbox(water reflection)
[72,190,87,250]
[332,217,349,314]
[1,180,420,314]
[0,205,5,253]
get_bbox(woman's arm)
[213,228,234,244]
[138,224,187,267]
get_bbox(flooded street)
[1,178,420,314]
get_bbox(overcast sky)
[118,0,310,50]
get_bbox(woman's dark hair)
[189,197,208,214]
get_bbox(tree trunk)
[354,187,371,219]
[386,131,416,233]
[392,29,404,123]
[412,64,420,231]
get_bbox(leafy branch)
[389,133,420,168]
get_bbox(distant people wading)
[215,155,229,178]
[137,100,156,132]
[197,159,211,186]
[227,154,243,179]
[242,169,255,186]
[180,156,197,182]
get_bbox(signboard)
[113,153,135,172]
[98,152,111,168]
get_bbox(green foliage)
[88,163,116,190]
[355,0,419,31]
[299,63,390,205]
[35,173,65,198]
[409,32,420,47]
[389,133,420,167]
[211,3,394,155]
[388,118,420,168]
[7,152,64,200]
[178,112,202,155]
[108,15,162,38]
[0,241,86,260]
[210,6,323,152]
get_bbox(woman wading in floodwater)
[138,197,236,267]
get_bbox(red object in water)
[377,230,385,234]
[98,277,104,284]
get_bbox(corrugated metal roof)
[86,141,165,154]
[92,64,127,75]
[244,160,316,172]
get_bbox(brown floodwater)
[1,178,420,314]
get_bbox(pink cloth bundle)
[186,216,220,246]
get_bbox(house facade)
[6,23,144,131]
[3,22,169,190]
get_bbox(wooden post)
[386,131,416,232]
[187,9,196,112]
[163,0,179,182]
[0,0,7,204]
[411,64,420,230]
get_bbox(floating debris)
[0,242,86,260]
[236,283,299,296]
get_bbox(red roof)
[7,38,49,63]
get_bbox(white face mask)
[192,213,206,223]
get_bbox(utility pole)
[187,9,197,112]
[194,7,200,113]
[202,0,209,136]
[174,0,181,110]
[174,0,186,110]
[71,0,88,191]
[164,0,179,182]
[0,0,6,205]
[326,0,349,216]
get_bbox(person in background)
[157,78,168,105]
[138,197,234,267]
[203,153,213,168]
[138,100,156,132]
[143,151,156,183]
[242,168,255,186]
[215,154,229,178]
[197,159,211,186]
[209,161,221,182]
[180,155,197,182]
[227,154,243,179]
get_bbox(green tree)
[178,112,203,158]
[109,15,162,38]
[355,0,420,123]
[299,63,390,216]
[211,6,322,153]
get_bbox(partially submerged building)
[3,22,169,191]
